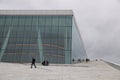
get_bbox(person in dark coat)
[42,60,49,66]
[31,57,36,68]
[72,58,74,63]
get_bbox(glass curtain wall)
[72,18,87,61]
[0,15,72,64]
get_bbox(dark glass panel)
[5,16,12,26]
[0,16,5,25]
[12,16,19,26]
[25,16,32,26]
[66,16,72,27]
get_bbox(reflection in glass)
[0,15,72,64]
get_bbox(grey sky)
[0,0,120,65]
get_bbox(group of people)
[72,58,90,63]
[31,58,90,68]
[31,58,91,68]
[31,57,49,68]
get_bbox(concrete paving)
[0,61,120,80]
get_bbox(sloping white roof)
[0,10,73,15]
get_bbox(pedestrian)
[72,58,74,63]
[31,57,36,68]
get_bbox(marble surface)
[0,61,120,80]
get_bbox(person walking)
[31,57,36,68]
[72,58,74,63]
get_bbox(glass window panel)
[23,26,31,32]
[52,16,59,26]
[31,25,37,32]
[45,16,52,26]
[12,16,19,26]
[25,16,32,26]
[45,27,52,38]
[0,16,5,25]
[39,27,45,34]
[0,26,4,35]
[32,16,39,26]
[5,16,12,26]
[18,16,25,25]
[3,26,9,37]
[58,26,65,37]
[51,26,59,37]
[67,27,72,38]
[59,16,66,27]
[58,39,64,47]
[38,16,45,26]
[66,16,72,27]
[18,25,25,32]
[67,39,72,50]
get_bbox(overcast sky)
[0,0,120,65]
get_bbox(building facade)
[0,10,87,64]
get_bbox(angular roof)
[0,10,73,15]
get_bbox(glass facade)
[0,15,72,64]
[72,18,87,60]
